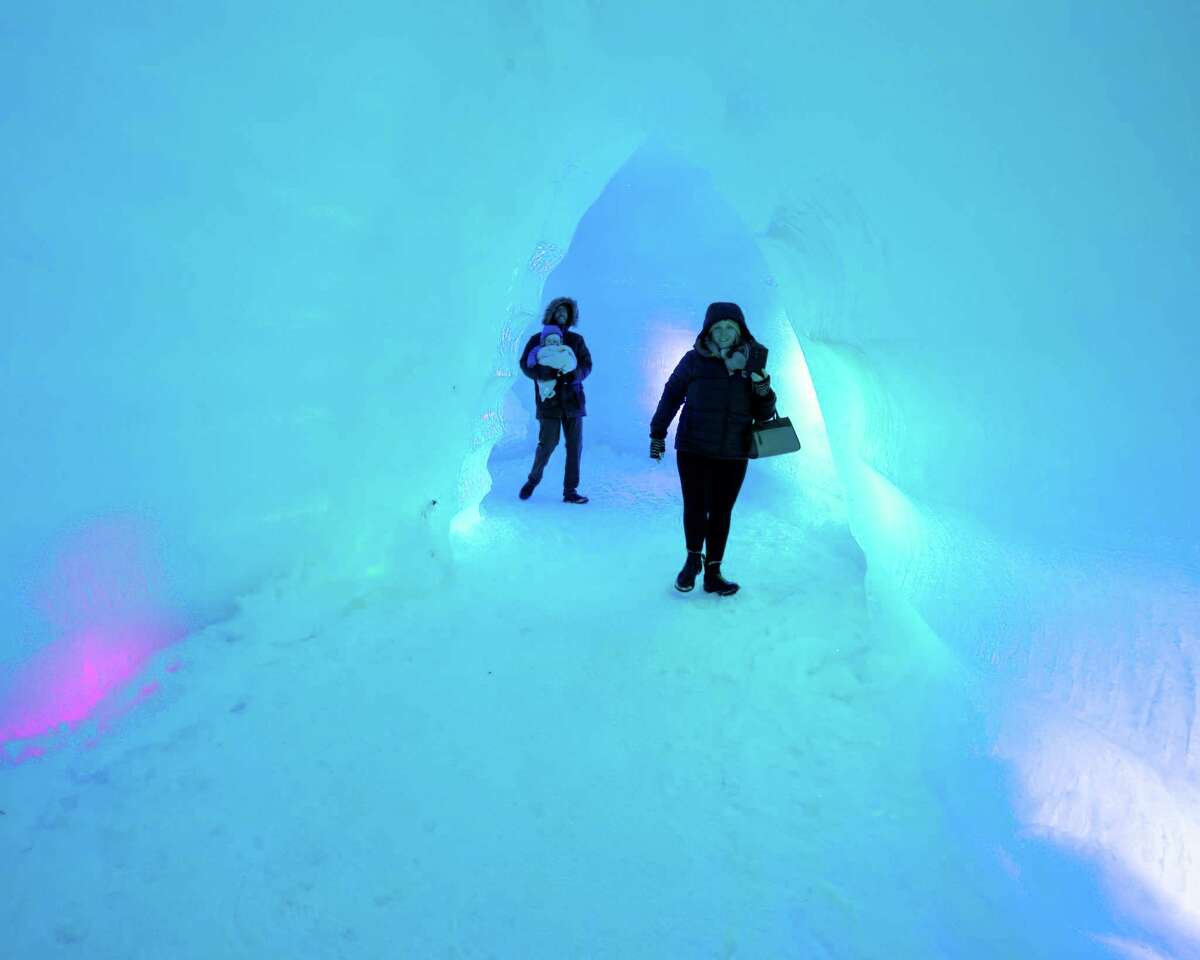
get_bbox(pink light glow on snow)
[0,518,184,757]
[0,623,175,741]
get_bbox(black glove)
[650,438,666,460]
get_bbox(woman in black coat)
[649,301,777,595]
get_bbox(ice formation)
[1,3,1196,957]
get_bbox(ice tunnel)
[2,3,1198,958]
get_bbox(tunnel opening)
[480,143,845,527]
[450,144,1198,959]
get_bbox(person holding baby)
[518,296,593,504]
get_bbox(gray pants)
[528,416,583,494]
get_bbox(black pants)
[676,450,748,563]
[528,416,583,494]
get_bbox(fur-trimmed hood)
[541,296,579,329]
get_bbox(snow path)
[1,448,1005,959]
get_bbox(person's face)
[554,305,570,325]
[544,334,562,346]
[710,320,740,349]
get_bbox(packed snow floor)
[3,445,1049,959]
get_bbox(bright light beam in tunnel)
[638,318,702,417]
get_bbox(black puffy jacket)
[650,307,777,459]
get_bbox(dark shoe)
[703,561,739,596]
[674,551,704,592]
[563,492,589,504]
[519,480,537,500]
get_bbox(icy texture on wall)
[2,0,1197,951]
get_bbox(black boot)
[703,560,739,596]
[674,551,704,592]
[519,479,537,500]
[563,491,589,504]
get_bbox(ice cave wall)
[2,0,1197,943]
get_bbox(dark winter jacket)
[649,302,777,459]
[519,297,592,419]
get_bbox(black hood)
[542,296,579,329]
[696,301,755,352]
